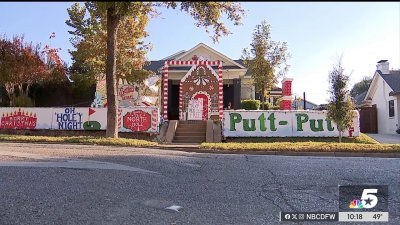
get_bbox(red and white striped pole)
[218,61,223,120]
[117,108,122,129]
[179,80,183,120]
[151,108,158,132]
[163,62,169,121]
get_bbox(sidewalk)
[366,133,400,144]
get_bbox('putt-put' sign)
[223,110,359,137]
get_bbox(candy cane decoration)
[218,61,223,120]
[151,108,158,132]
[118,108,122,129]
[163,62,169,121]
[179,80,183,120]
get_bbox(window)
[389,100,395,117]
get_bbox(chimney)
[376,60,389,74]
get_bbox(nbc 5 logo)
[349,189,378,209]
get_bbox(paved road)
[0,142,398,225]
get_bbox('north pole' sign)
[123,110,151,132]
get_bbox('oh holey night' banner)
[223,110,359,137]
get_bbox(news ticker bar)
[280,212,389,222]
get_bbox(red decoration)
[348,127,354,137]
[193,93,209,120]
[192,55,198,61]
[280,100,292,110]
[88,108,96,116]
[123,110,151,132]
[282,80,292,96]
[0,108,37,129]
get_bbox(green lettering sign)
[310,119,324,132]
[267,113,277,131]
[325,119,335,131]
[258,113,267,131]
[243,119,256,131]
[296,113,309,131]
[229,113,242,131]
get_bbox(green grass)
[225,133,379,144]
[0,134,158,147]
[201,142,400,153]
[201,133,400,153]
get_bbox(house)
[353,91,368,108]
[144,43,256,120]
[291,99,319,110]
[254,87,282,106]
[363,60,400,134]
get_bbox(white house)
[364,60,400,134]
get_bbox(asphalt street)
[0,142,398,225]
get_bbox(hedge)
[240,99,260,110]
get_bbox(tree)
[350,76,372,98]
[66,2,245,138]
[0,34,65,106]
[241,20,290,110]
[327,59,355,143]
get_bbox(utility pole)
[303,92,306,110]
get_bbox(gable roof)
[175,43,246,69]
[354,91,367,106]
[364,69,400,100]
[378,70,400,92]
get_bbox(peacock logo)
[349,199,364,209]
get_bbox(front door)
[193,93,209,120]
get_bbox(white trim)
[175,43,245,69]
[161,50,186,60]
[364,71,379,101]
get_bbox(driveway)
[0,142,398,224]
[366,133,400,144]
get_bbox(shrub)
[240,99,260,110]
[260,102,273,110]
[13,95,34,107]
[271,105,280,110]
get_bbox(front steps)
[172,120,207,144]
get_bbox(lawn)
[0,134,158,148]
[201,133,400,153]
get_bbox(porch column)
[163,62,169,120]
[233,78,241,109]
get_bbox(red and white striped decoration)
[163,60,222,121]
[166,60,220,66]
[151,109,158,131]
[117,108,122,129]
[179,80,183,120]
[218,63,223,120]
[163,62,169,120]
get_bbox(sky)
[0,2,399,105]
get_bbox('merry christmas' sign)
[223,110,359,137]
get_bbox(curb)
[157,145,400,158]
[1,140,400,158]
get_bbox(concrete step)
[173,136,206,142]
[177,123,206,127]
[175,131,206,136]
[175,128,206,133]
[178,121,207,125]
[172,139,205,144]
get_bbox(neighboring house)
[353,91,368,108]
[291,99,319,110]
[364,60,400,134]
[144,43,255,120]
[255,86,282,106]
